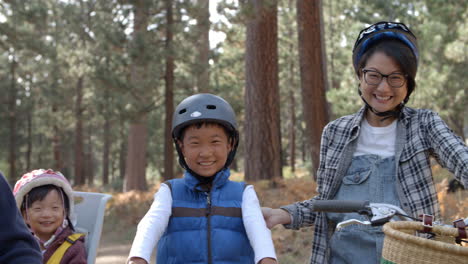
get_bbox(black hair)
[177,121,236,145]
[357,39,417,102]
[21,184,74,230]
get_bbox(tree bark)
[297,0,329,179]
[124,119,148,191]
[86,125,94,186]
[124,0,150,191]
[74,76,86,185]
[52,105,62,171]
[195,0,210,92]
[8,54,17,182]
[102,93,111,185]
[26,103,32,171]
[119,116,127,181]
[163,0,175,181]
[289,90,296,172]
[244,0,282,181]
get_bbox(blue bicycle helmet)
[353,21,418,73]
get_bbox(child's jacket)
[157,169,255,264]
[43,226,87,264]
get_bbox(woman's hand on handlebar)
[261,207,292,229]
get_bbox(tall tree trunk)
[102,93,111,186]
[244,0,282,181]
[297,0,329,180]
[195,0,210,92]
[289,90,296,172]
[51,5,62,172]
[287,0,296,173]
[119,117,127,181]
[124,119,148,191]
[52,106,62,171]
[327,0,340,90]
[163,0,175,181]
[124,0,150,191]
[86,125,94,186]
[8,54,17,182]
[74,76,86,185]
[26,104,32,171]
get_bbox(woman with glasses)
[262,21,467,263]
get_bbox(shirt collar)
[184,168,231,191]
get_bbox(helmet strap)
[357,84,405,122]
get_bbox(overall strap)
[46,233,85,264]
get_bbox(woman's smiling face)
[360,51,408,126]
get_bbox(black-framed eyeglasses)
[362,69,407,88]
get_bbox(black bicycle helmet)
[172,93,239,171]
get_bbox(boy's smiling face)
[25,189,65,242]
[179,123,232,177]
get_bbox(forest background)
[0,0,467,262]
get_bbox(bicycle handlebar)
[311,200,468,241]
[312,200,412,228]
[313,200,370,213]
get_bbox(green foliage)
[0,0,465,185]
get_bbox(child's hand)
[127,257,148,264]
[261,207,291,229]
[259,257,278,264]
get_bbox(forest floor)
[92,165,467,264]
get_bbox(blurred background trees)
[0,0,466,190]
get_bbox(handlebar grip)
[313,200,370,213]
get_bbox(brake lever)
[369,205,397,225]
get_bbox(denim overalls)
[327,154,400,263]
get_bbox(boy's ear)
[228,137,236,151]
[177,139,184,150]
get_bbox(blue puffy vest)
[156,169,255,264]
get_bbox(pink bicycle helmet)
[13,169,76,224]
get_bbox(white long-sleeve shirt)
[128,184,277,264]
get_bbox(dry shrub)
[250,177,317,263]
[106,183,161,227]
[436,179,468,223]
[253,177,317,208]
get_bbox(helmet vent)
[206,105,216,110]
[179,108,187,114]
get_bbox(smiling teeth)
[200,162,214,166]
[376,95,391,100]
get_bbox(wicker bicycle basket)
[381,221,468,264]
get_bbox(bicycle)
[311,200,468,263]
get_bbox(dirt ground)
[96,242,131,264]
[95,230,156,264]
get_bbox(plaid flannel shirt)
[282,106,468,264]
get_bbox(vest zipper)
[205,191,212,264]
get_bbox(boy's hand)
[259,257,278,264]
[261,207,291,229]
[127,257,148,264]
